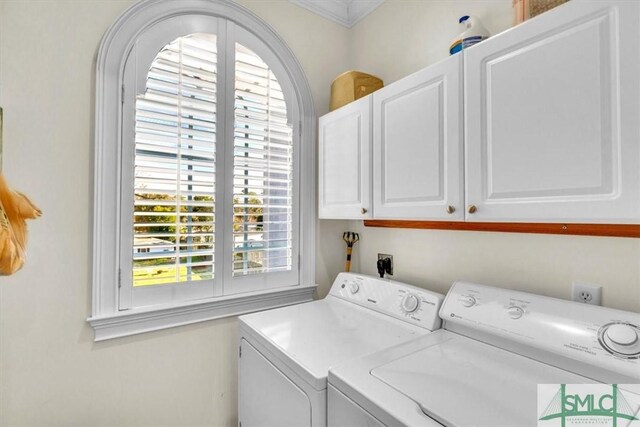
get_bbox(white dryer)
[328,281,640,427]
[238,273,444,427]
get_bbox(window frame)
[89,0,316,341]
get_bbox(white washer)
[238,273,444,427]
[328,281,640,427]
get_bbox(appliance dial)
[401,294,420,313]
[349,282,360,294]
[605,324,638,346]
[507,306,524,319]
[598,322,640,359]
[461,296,476,307]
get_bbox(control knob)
[349,282,360,294]
[401,294,420,314]
[461,296,476,307]
[507,306,524,319]
[598,322,640,359]
[605,324,638,346]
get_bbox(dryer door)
[239,339,311,427]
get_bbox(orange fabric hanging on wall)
[0,174,41,275]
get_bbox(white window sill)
[87,285,317,341]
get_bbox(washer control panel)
[440,281,640,381]
[330,273,444,331]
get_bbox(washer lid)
[371,333,595,427]
[239,297,428,391]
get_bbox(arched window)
[90,1,315,340]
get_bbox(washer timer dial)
[607,324,638,345]
[507,306,524,319]
[349,282,360,294]
[461,296,477,307]
[598,322,640,359]
[401,294,420,314]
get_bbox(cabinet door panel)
[319,96,372,219]
[374,55,463,220]
[465,0,640,223]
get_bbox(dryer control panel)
[329,273,444,331]
[440,281,640,382]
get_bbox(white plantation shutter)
[118,19,301,310]
[133,33,217,288]
[233,43,293,277]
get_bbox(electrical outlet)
[572,282,602,305]
[377,253,393,276]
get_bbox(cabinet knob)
[467,205,477,214]
[361,207,368,214]
[446,205,455,214]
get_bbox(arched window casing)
[90,0,316,341]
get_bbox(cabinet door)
[318,96,372,219]
[373,55,464,220]
[465,0,640,223]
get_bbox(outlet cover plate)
[572,282,602,305]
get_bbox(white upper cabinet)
[373,55,464,220]
[319,95,372,219]
[465,0,640,223]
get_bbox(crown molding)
[289,0,384,28]
[347,0,384,26]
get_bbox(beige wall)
[0,0,348,425]
[1,1,638,426]
[349,0,513,84]
[346,0,640,312]
[348,223,640,312]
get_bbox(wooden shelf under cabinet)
[363,220,640,238]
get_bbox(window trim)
[88,285,315,341]
[90,0,316,341]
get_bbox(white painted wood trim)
[92,0,316,338]
[289,0,349,27]
[88,286,317,341]
[348,0,385,27]
[288,0,384,28]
